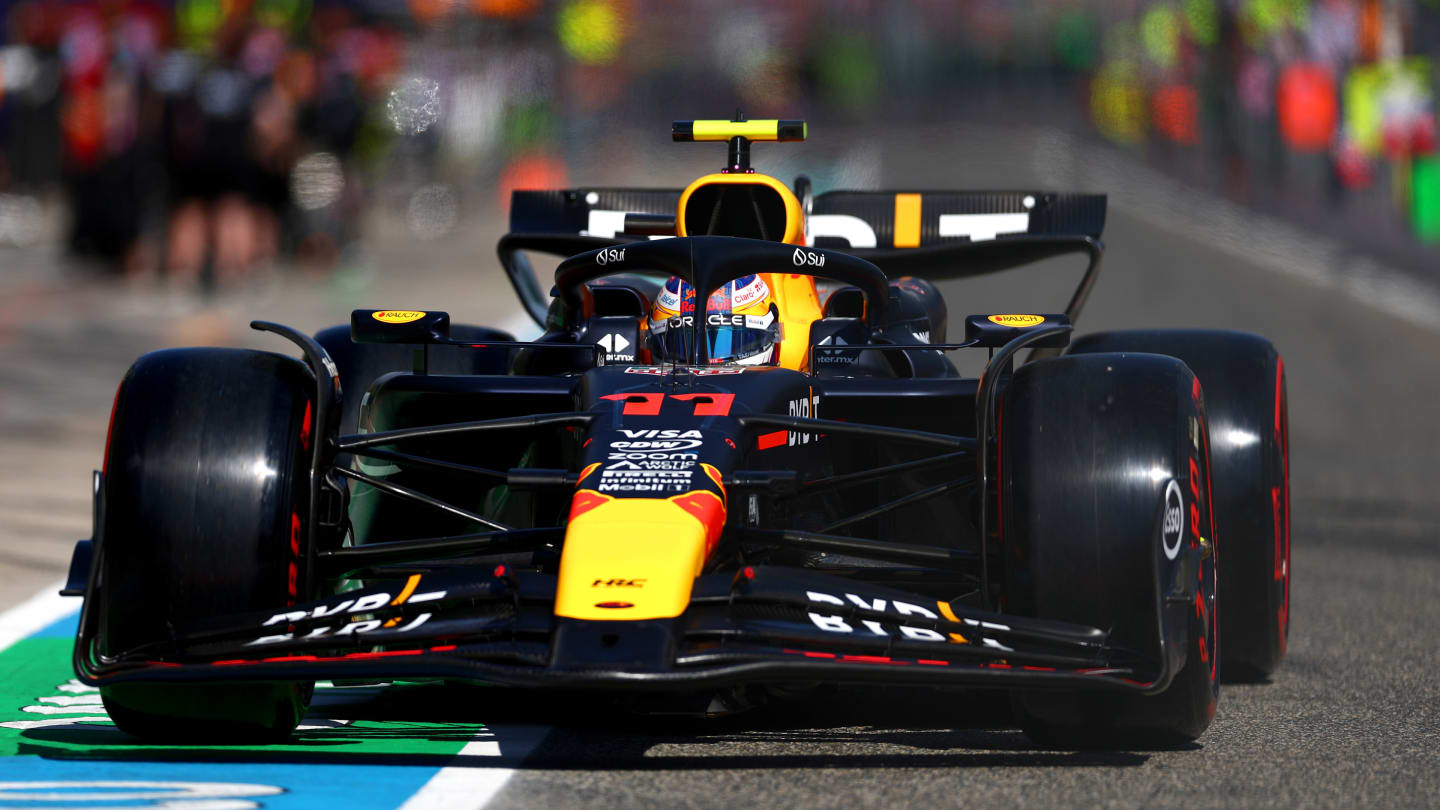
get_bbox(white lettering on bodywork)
[808,613,852,633]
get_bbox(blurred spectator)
[0,0,1435,287]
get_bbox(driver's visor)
[650,311,777,364]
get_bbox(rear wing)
[502,188,1105,329]
[811,190,1105,247]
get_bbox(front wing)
[75,566,1174,695]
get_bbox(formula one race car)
[64,119,1290,748]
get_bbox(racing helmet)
[648,275,780,365]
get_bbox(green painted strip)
[0,637,479,759]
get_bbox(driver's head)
[648,275,780,365]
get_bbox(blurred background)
[0,5,1437,797]
[0,0,1433,292]
[3,0,1440,590]
[1,6,1439,787]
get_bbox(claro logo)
[792,247,826,267]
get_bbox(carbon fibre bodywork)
[69,238,1205,701]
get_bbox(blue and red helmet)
[648,275,780,365]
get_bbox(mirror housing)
[963,313,1070,349]
[351,310,451,344]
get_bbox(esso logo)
[792,248,826,268]
[597,247,626,266]
[373,310,426,323]
[1161,479,1184,560]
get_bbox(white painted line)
[397,724,550,810]
[22,705,106,715]
[0,580,75,654]
[0,564,550,810]
[37,695,102,706]
[0,717,111,730]
[0,781,283,803]
[56,680,98,693]
[295,718,354,730]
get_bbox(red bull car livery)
[63,118,1291,748]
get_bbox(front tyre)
[1071,330,1289,680]
[96,348,315,742]
[1003,353,1219,748]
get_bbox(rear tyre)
[97,348,315,742]
[1071,330,1289,681]
[1003,353,1219,748]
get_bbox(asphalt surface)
[0,128,1436,808]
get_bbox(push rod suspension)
[337,413,592,452]
[316,527,559,577]
[345,446,508,479]
[738,415,974,450]
[743,527,978,568]
[335,467,511,532]
[798,451,970,492]
[819,476,976,534]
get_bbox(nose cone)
[554,485,725,621]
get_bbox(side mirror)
[963,313,1070,349]
[351,310,451,344]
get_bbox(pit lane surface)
[0,130,1436,808]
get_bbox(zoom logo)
[1162,479,1184,561]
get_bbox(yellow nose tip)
[554,496,715,621]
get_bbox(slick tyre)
[1003,353,1219,748]
[315,323,514,435]
[97,348,315,742]
[1071,330,1289,681]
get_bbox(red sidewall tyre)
[96,347,315,741]
[1003,352,1219,748]
[1071,330,1290,680]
